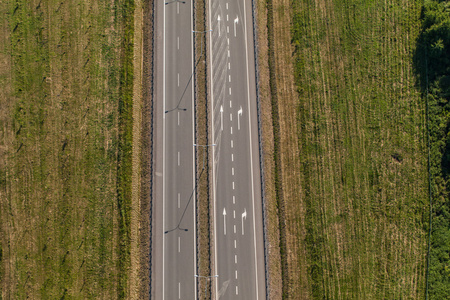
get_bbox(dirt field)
[0,0,144,298]
[257,0,429,298]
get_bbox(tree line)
[415,0,450,298]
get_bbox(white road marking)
[233,210,236,218]
[243,0,260,296]
[236,286,239,295]
[234,239,237,248]
[230,113,232,121]
[235,255,237,264]
[231,140,233,148]
[228,50,230,57]
[217,15,221,37]
[234,225,236,233]
[229,75,231,82]
[232,181,235,190]
[227,38,229,45]
[231,153,234,161]
[232,167,234,176]
[178,236,180,252]
[223,208,227,235]
[226,15,229,21]
[177,111,180,126]
[233,196,235,204]
[177,73,180,87]
[227,26,229,33]
[178,151,180,166]
[231,127,233,135]
[226,3,228,9]
[229,87,231,95]
[235,270,238,279]
[177,36,179,50]
[242,209,247,235]
[229,100,232,108]
[228,62,230,69]
[177,2,179,14]
[178,282,181,299]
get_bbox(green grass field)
[260,0,430,298]
[0,0,135,298]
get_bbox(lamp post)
[193,144,216,169]
[195,274,218,299]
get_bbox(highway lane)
[209,0,266,299]
[152,0,197,298]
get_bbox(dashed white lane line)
[231,140,233,148]
[233,196,235,204]
[177,2,179,14]
[177,73,180,87]
[229,100,232,108]
[177,36,179,50]
[227,38,229,45]
[229,75,231,82]
[178,236,180,252]
[233,210,236,218]
[226,3,228,9]
[230,113,232,121]
[234,239,237,248]
[231,127,233,135]
[228,50,230,57]
[178,151,180,166]
[178,282,181,299]
[228,62,230,69]
[234,225,236,233]
[177,111,180,126]
[226,14,229,21]
[231,153,234,161]
[229,87,231,95]
[236,286,239,295]
[178,193,180,208]
[232,182,235,190]
[227,26,229,33]
[235,255,237,264]
[232,167,234,176]
[235,270,238,279]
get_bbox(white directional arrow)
[241,209,247,235]
[218,15,221,37]
[223,208,227,235]
[234,16,239,37]
[237,106,243,130]
[220,105,223,131]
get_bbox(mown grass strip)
[117,0,135,298]
[265,0,289,298]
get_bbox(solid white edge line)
[190,0,197,298]
[243,0,260,297]
[207,0,219,299]
[162,0,166,297]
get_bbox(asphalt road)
[152,0,197,298]
[209,0,266,299]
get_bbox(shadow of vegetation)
[412,1,450,299]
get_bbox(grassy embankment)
[0,0,137,298]
[258,0,429,298]
[193,0,212,298]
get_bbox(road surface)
[209,0,266,299]
[152,0,197,298]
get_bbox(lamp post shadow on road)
[165,29,212,115]
[195,274,218,300]
[165,0,185,5]
[164,161,208,235]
